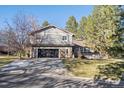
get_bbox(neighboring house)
[0,43,16,55]
[28,25,99,59]
[0,43,8,55]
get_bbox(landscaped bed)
[63,58,124,80]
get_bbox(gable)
[29,25,73,36]
[29,25,73,46]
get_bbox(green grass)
[0,56,19,67]
[63,58,124,79]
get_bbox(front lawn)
[0,56,18,67]
[63,58,124,80]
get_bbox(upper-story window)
[62,36,67,40]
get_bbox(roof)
[31,40,86,47]
[29,25,74,35]
[0,43,8,47]
[72,40,86,47]
[31,44,74,47]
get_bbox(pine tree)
[42,20,49,27]
[79,17,87,32]
[65,16,78,34]
[110,5,124,57]
[82,5,120,58]
[77,17,87,39]
[82,15,95,49]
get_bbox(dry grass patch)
[0,55,19,67]
[63,58,124,78]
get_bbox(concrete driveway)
[0,58,124,88]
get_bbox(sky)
[0,5,94,29]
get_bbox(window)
[81,47,90,53]
[62,36,67,40]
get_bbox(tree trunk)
[19,51,22,59]
[7,45,11,56]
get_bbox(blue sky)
[0,5,93,28]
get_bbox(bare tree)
[28,15,39,31]
[3,28,16,55]
[3,12,38,58]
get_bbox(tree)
[82,15,95,49]
[4,12,38,58]
[77,16,87,39]
[79,17,87,32]
[93,6,120,57]
[29,15,39,31]
[0,31,6,44]
[109,5,124,57]
[0,21,17,55]
[2,26,16,55]
[42,20,50,27]
[82,5,120,58]
[66,16,78,34]
[81,15,99,53]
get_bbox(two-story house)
[29,25,74,58]
[28,25,100,59]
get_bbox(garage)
[38,49,59,58]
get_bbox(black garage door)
[38,49,59,58]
